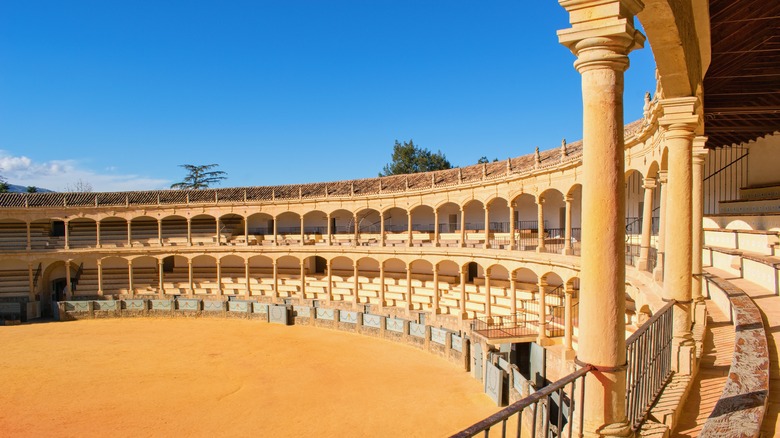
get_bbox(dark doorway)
[162,256,175,273]
[314,256,327,274]
[467,262,478,283]
[51,221,65,237]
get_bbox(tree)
[0,172,8,193]
[64,179,93,192]
[171,164,227,190]
[379,140,452,176]
[477,156,498,164]
[26,186,38,193]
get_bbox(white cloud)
[0,150,169,192]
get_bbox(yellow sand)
[0,318,499,437]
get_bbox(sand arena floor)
[0,318,499,437]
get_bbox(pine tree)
[379,140,452,176]
[171,164,228,189]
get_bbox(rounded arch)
[98,217,128,247]
[0,218,28,250]
[409,205,435,234]
[330,209,354,235]
[160,215,188,244]
[68,217,97,249]
[303,210,328,236]
[435,202,461,235]
[355,208,381,234]
[462,200,485,232]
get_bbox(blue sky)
[0,1,657,192]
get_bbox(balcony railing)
[451,365,592,438]
[625,299,675,430]
[472,311,538,340]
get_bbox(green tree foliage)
[171,164,227,190]
[26,186,38,193]
[477,156,498,164]
[380,140,452,176]
[0,174,8,193]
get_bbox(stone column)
[127,220,133,248]
[299,259,307,299]
[128,259,134,297]
[96,220,102,249]
[459,266,467,318]
[484,203,491,249]
[158,219,163,246]
[272,259,279,300]
[379,213,385,247]
[215,217,221,246]
[564,195,574,255]
[484,267,492,319]
[327,259,333,301]
[327,212,333,246]
[536,196,545,252]
[537,278,550,345]
[564,283,574,359]
[26,222,32,250]
[692,138,708,320]
[654,171,668,281]
[378,262,386,309]
[459,206,466,247]
[510,275,517,315]
[354,212,360,246]
[432,264,440,314]
[406,211,413,247]
[434,210,440,247]
[97,259,103,296]
[245,259,251,297]
[353,261,360,308]
[405,265,413,312]
[273,216,278,246]
[301,216,306,245]
[186,259,194,295]
[216,259,223,295]
[244,218,249,247]
[637,178,656,271]
[64,220,70,250]
[558,1,645,434]
[509,202,517,250]
[660,97,700,374]
[157,259,164,298]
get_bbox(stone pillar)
[692,137,708,320]
[327,212,332,246]
[272,259,279,299]
[484,203,491,249]
[653,172,668,282]
[484,267,492,319]
[660,97,700,374]
[301,216,306,245]
[157,259,164,298]
[353,261,360,308]
[379,213,385,247]
[300,259,307,299]
[536,196,545,252]
[637,178,656,271]
[215,217,221,246]
[510,276,517,315]
[127,259,134,297]
[327,259,333,301]
[434,210,440,247]
[459,206,466,247]
[244,218,249,247]
[97,259,103,296]
[245,259,251,297]
[273,216,278,246]
[64,220,70,250]
[127,220,133,248]
[187,259,194,295]
[158,219,163,246]
[564,283,574,359]
[432,264,440,314]
[558,1,645,434]
[216,259,223,295]
[186,218,192,246]
[537,278,550,345]
[459,266,467,319]
[405,265,413,312]
[379,262,386,309]
[96,220,102,249]
[564,195,574,255]
[354,212,360,246]
[407,211,413,247]
[509,202,517,250]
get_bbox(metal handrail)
[451,365,592,438]
[703,151,748,182]
[32,262,42,289]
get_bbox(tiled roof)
[0,122,640,208]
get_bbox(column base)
[536,246,546,253]
[673,338,696,375]
[562,348,576,361]
[563,248,574,256]
[636,257,650,272]
[536,336,554,347]
[589,420,634,438]
[693,299,706,324]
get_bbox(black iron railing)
[647,247,658,272]
[451,365,592,438]
[515,230,539,250]
[489,221,510,232]
[625,243,641,266]
[32,262,42,289]
[472,309,538,340]
[541,228,566,254]
[625,300,675,430]
[72,262,85,291]
[438,223,460,233]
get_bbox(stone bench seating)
[699,273,770,437]
[704,245,780,294]
[704,227,779,256]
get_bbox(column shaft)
[484,269,492,319]
[245,261,251,297]
[128,260,134,296]
[654,173,667,281]
[536,197,545,252]
[564,196,573,255]
[300,260,306,298]
[484,205,490,249]
[637,180,656,270]
[96,221,102,248]
[692,140,707,305]
[379,263,385,309]
[459,207,466,247]
[509,203,516,250]
[157,259,164,298]
[26,222,32,250]
[407,212,413,247]
[433,266,440,314]
[434,210,440,247]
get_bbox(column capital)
[642,177,657,190]
[536,194,545,204]
[557,1,645,73]
[564,194,574,203]
[659,97,700,137]
[657,170,668,184]
[692,136,708,164]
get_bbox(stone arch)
[68,217,97,249]
[160,214,188,245]
[99,256,131,297]
[0,218,28,250]
[303,210,328,236]
[218,213,245,245]
[409,205,435,234]
[487,197,510,233]
[130,255,159,296]
[462,200,485,232]
[539,188,565,230]
[129,216,158,246]
[436,202,461,235]
[191,254,218,295]
[276,211,301,236]
[355,208,381,234]
[330,209,354,235]
[99,216,128,247]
